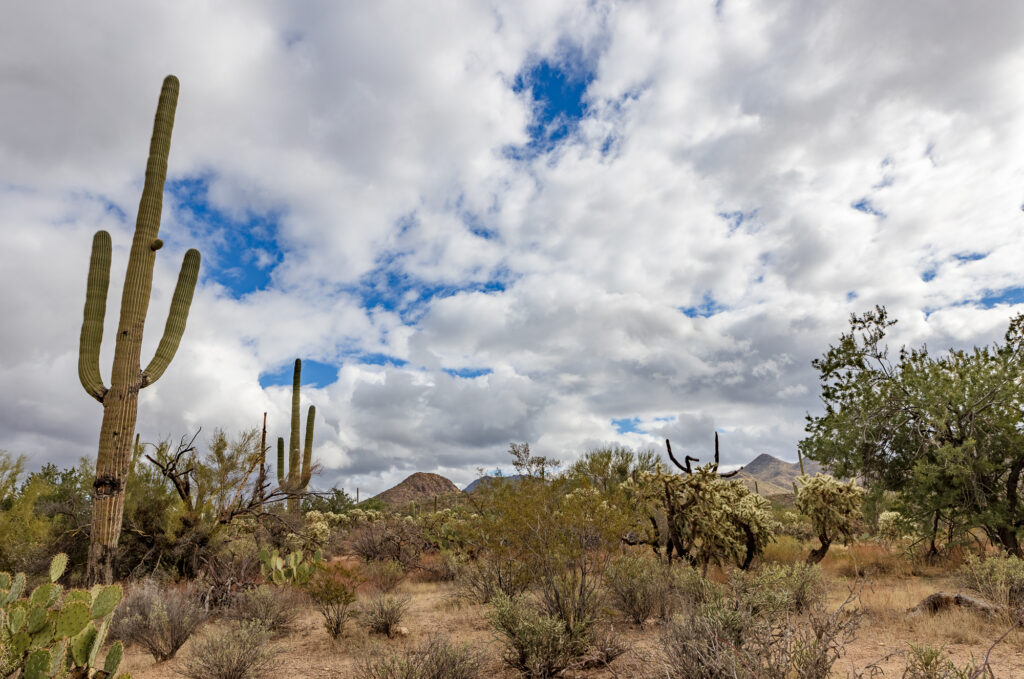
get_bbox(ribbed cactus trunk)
[79,76,201,584]
[276,359,315,512]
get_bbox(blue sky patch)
[953,252,987,263]
[612,417,643,434]
[508,52,595,155]
[168,176,282,298]
[718,209,758,234]
[851,197,885,218]
[681,293,726,318]
[259,358,338,389]
[921,268,937,282]
[977,286,1024,308]
[443,367,493,379]
[355,251,513,323]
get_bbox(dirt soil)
[120,564,1024,679]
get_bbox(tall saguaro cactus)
[277,358,315,512]
[78,75,201,584]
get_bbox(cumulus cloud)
[2,1,1023,495]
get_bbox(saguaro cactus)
[78,75,200,584]
[277,358,315,511]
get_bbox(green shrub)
[177,621,277,679]
[729,563,824,615]
[302,562,359,639]
[901,644,982,679]
[110,579,207,662]
[365,594,411,638]
[487,592,587,679]
[956,554,1024,610]
[358,635,484,679]
[604,554,670,627]
[224,585,301,637]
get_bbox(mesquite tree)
[78,76,200,583]
[801,307,1024,557]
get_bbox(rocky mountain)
[734,453,823,496]
[371,472,461,507]
[463,474,526,493]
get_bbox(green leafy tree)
[801,307,1024,556]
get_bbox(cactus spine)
[277,359,315,511]
[78,76,201,584]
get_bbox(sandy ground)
[119,558,1024,678]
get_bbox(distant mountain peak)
[372,472,460,507]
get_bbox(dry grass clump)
[110,579,207,662]
[365,593,411,638]
[177,620,278,679]
[358,635,485,679]
[224,585,302,637]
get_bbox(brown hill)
[735,453,823,496]
[372,472,461,508]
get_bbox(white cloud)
[2,1,1024,495]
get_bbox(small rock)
[395,626,409,637]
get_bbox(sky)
[2,1,1023,496]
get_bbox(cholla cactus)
[628,462,778,571]
[794,473,865,564]
[0,553,127,678]
[877,510,912,544]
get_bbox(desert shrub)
[488,592,588,679]
[955,554,1024,610]
[224,585,301,637]
[364,558,405,592]
[901,644,983,679]
[358,635,485,679]
[111,579,207,662]
[604,554,670,627]
[668,563,722,613]
[303,561,359,639]
[455,555,534,603]
[431,548,465,582]
[659,590,861,679]
[350,516,427,568]
[729,563,825,615]
[177,620,277,679]
[365,593,411,638]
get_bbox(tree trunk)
[806,532,832,565]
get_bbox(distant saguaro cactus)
[78,75,200,584]
[277,358,315,511]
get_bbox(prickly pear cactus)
[258,548,321,586]
[0,553,128,678]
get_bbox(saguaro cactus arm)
[141,247,201,386]
[277,437,286,486]
[289,359,302,484]
[79,231,112,402]
[301,405,315,487]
